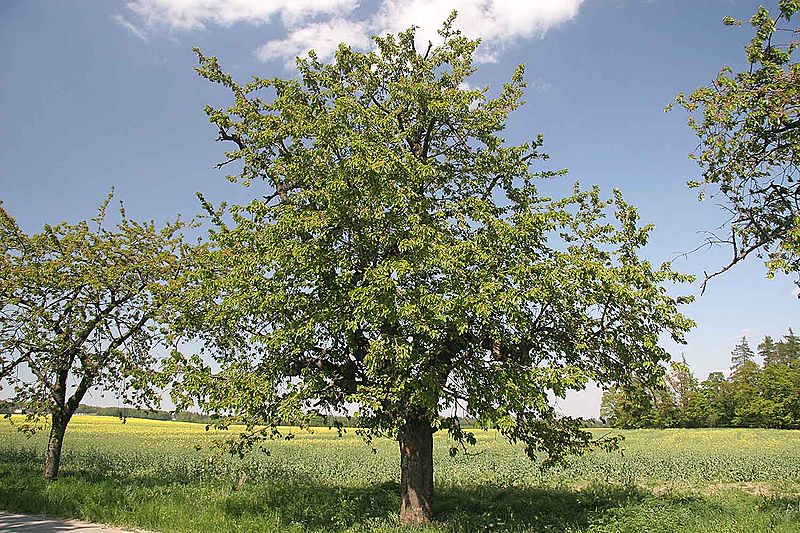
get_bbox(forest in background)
[602,329,800,429]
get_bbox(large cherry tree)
[177,19,693,524]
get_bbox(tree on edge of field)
[0,195,191,480]
[600,380,670,429]
[729,359,767,427]
[665,358,699,425]
[174,17,694,524]
[693,371,733,427]
[601,360,698,429]
[676,1,800,293]
[731,336,756,369]
[777,328,800,364]
[759,335,780,366]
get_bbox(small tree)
[0,195,190,480]
[179,19,693,523]
[698,371,734,428]
[777,327,800,364]
[731,336,756,369]
[676,2,799,292]
[600,383,658,429]
[665,358,698,425]
[601,362,696,429]
[730,359,766,427]
[759,335,779,366]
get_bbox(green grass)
[2,416,800,532]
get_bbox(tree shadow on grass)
[4,463,800,532]
[219,480,660,532]
[435,483,652,532]
[220,479,766,532]
[0,464,653,532]
[757,494,800,513]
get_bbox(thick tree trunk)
[398,416,435,525]
[43,414,68,481]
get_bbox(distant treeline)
[0,403,216,425]
[73,406,356,427]
[74,405,215,424]
[602,329,800,429]
[1,402,360,427]
[3,401,603,430]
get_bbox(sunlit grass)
[2,416,800,532]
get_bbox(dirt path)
[0,513,154,532]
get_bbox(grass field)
[2,416,800,532]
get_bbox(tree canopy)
[174,17,694,524]
[677,1,800,291]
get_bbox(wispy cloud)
[126,0,359,31]
[111,13,148,42]
[529,78,553,92]
[124,0,584,66]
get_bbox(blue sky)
[1,0,797,417]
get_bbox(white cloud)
[256,18,370,68]
[111,13,148,41]
[125,0,585,66]
[373,0,583,58]
[126,0,359,31]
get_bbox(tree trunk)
[44,414,68,481]
[398,416,434,525]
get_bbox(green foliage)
[176,18,693,467]
[676,2,800,290]
[731,336,756,369]
[776,328,800,364]
[603,330,800,429]
[601,361,694,429]
[665,359,699,422]
[0,193,192,430]
[690,371,734,428]
[759,336,780,366]
[729,360,766,427]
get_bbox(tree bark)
[398,416,435,525]
[44,413,68,481]
[43,363,93,481]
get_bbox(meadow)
[2,416,800,532]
